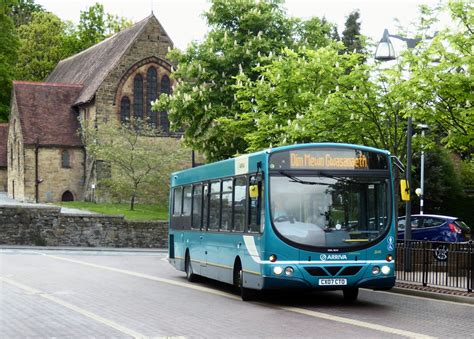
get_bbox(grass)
[58,201,168,221]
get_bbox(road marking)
[34,252,240,301]
[0,276,147,339]
[373,289,474,307]
[278,306,435,339]
[36,252,435,338]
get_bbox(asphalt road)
[0,248,472,338]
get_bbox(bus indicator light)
[386,254,393,262]
[269,254,277,262]
[284,267,294,276]
[372,266,381,275]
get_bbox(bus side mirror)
[249,185,259,199]
[400,179,410,201]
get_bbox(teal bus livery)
[168,143,396,301]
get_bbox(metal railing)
[396,240,474,292]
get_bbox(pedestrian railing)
[396,240,474,292]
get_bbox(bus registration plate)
[318,278,347,286]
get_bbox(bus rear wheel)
[342,288,359,302]
[185,252,198,282]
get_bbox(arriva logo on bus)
[320,254,348,261]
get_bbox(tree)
[8,0,43,28]
[74,3,132,52]
[233,45,410,160]
[341,10,364,53]
[15,11,69,81]
[400,1,473,158]
[153,0,335,162]
[84,120,189,210]
[0,0,19,121]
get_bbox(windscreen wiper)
[279,171,330,186]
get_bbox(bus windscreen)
[269,148,390,249]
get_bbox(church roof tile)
[13,81,84,147]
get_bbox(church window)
[147,67,158,127]
[61,150,70,168]
[120,96,131,122]
[159,75,171,132]
[134,74,144,120]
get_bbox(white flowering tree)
[152,0,335,161]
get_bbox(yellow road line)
[37,252,434,338]
[0,276,147,339]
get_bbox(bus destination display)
[269,148,388,170]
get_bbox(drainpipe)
[35,138,39,203]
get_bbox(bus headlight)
[273,266,283,275]
[372,266,380,275]
[284,267,294,276]
[381,265,391,275]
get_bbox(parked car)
[397,214,471,261]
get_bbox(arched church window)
[120,96,130,122]
[134,74,144,120]
[159,75,171,132]
[61,149,70,168]
[147,67,158,128]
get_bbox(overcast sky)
[35,0,449,52]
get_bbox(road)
[0,248,472,338]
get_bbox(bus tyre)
[342,288,359,302]
[185,252,197,282]
[239,269,256,301]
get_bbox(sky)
[35,0,449,53]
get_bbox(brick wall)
[0,205,168,248]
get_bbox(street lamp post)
[416,124,429,214]
[375,29,425,272]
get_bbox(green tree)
[75,3,132,51]
[341,10,364,53]
[84,120,189,210]
[400,1,473,158]
[8,0,43,28]
[0,0,19,121]
[233,45,410,160]
[153,0,335,162]
[15,11,69,81]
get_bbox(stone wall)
[0,205,168,248]
[0,168,7,191]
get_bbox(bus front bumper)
[261,275,395,290]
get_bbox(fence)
[396,240,474,292]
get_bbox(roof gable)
[46,15,170,106]
[13,81,84,147]
[0,123,8,167]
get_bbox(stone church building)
[3,15,176,203]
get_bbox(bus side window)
[233,177,246,232]
[221,179,233,231]
[209,181,221,230]
[182,185,192,230]
[172,187,183,230]
[191,184,203,230]
[248,175,263,233]
[203,183,209,230]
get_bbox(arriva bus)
[168,143,397,301]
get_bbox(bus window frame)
[247,173,263,234]
[232,176,247,233]
[220,178,233,232]
[191,183,203,230]
[208,180,221,231]
[172,186,183,216]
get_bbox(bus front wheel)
[342,288,359,302]
[185,251,198,282]
[234,261,255,301]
